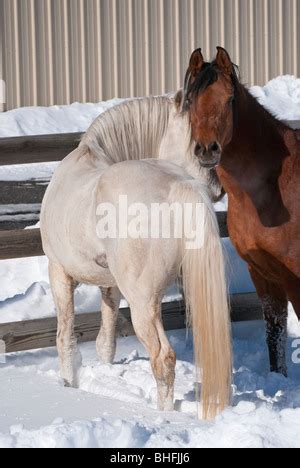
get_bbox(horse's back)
[95,158,211,209]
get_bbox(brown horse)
[184,46,300,377]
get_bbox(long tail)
[173,180,232,419]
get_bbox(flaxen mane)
[81,96,175,165]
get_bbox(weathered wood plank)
[0,295,261,354]
[0,218,39,232]
[0,180,48,205]
[0,300,186,353]
[0,212,229,260]
[230,293,262,322]
[0,132,83,166]
[0,228,44,259]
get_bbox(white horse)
[40,93,231,419]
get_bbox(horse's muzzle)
[195,141,222,168]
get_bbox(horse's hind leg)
[49,261,82,387]
[249,266,288,376]
[96,287,121,364]
[130,299,176,411]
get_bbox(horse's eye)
[228,96,234,106]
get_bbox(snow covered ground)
[1,320,300,448]
[0,75,300,448]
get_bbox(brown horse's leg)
[249,266,288,377]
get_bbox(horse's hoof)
[63,379,79,389]
[157,402,174,412]
[98,356,114,365]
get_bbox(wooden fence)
[2,129,286,353]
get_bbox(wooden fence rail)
[0,295,262,353]
[0,229,44,260]
[0,132,82,166]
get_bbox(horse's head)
[184,47,237,169]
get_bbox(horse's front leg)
[249,266,288,376]
[96,287,121,364]
[49,261,82,387]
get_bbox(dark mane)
[190,61,240,97]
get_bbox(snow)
[0,204,41,224]
[0,204,41,216]
[214,194,228,212]
[0,99,124,138]
[0,322,300,448]
[0,164,58,182]
[251,75,300,121]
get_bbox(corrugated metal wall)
[1,0,300,111]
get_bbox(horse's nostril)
[209,142,220,153]
[195,143,204,157]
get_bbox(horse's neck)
[221,90,296,227]
[159,110,196,175]
[225,87,293,174]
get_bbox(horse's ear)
[216,47,234,76]
[188,48,205,78]
[181,49,204,112]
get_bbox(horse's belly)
[60,253,116,287]
[43,226,117,287]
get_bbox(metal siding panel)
[35,0,55,106]
[178,0,196,81]
[4,0,21,109]
[283,0,298,77]
[132,0,149,97]
[2,0,300,110]
[84,0,97,102]
[164,0,181,93]
[0,0,5,111]
[117,0,134,97]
